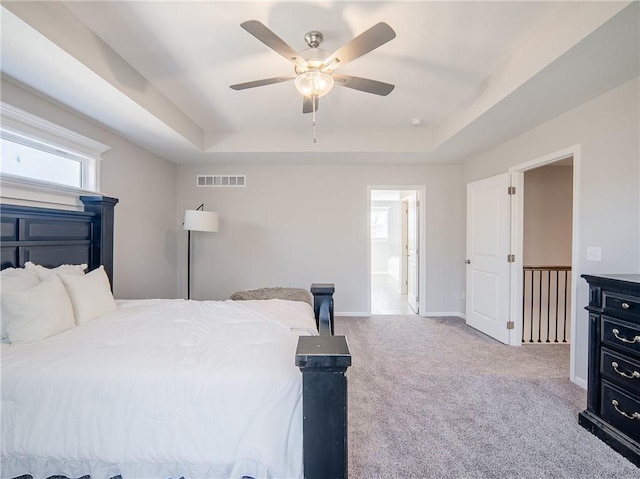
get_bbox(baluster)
[546,270,551,342]
[563,271,569,342]
[537,270,543,342]
[522,269,526,343]
[529,269,535,343]
[554,270,560,343]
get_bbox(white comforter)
[1,298,318,479]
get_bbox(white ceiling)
[1,1,638,165]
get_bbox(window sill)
[0,174,99,210]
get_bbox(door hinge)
[507,321,515,330]
[508,186,516,195]
[507,254,515,263]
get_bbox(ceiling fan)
[230,20,396,115]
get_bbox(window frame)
[371,206,390,241]
[0,102,110,194]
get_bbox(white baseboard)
[336,311,466,318]
[422,311,465,318]
[573,375,587,390]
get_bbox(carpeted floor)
[335,315,639,479]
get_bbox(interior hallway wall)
[524,164,573,266]
[177,163,463,315]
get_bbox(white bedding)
[1,298,318,479]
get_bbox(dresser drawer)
[602,316,640,357]
[601,381,640,442]
[604,291,640,320]
[601,348,640,397]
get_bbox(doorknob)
[465,259,471,264]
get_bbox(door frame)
[367,185,427,316]
[509,145,580,384]
[401,198,409,295]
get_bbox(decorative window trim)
[0,173,99,210]
[0,102,110,192]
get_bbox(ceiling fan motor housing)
[296,47,332,73]
[304,31,323,48]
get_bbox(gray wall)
[524,165,573,266]
[462,77,640,385]
[0,78,179,299]
[176,163,463,315]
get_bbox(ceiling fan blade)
[325,22,396,69]
[333,74,395,96]
[241,20,307,70]
[302,96,320,114]
[230,75,295,90]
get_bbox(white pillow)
[1,267,40,340]
[1,267,40,291]
[59,266,116,324]
[1,275,75,344]
[25,261,87,281]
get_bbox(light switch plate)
[587,246,602,262]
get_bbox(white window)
[371,207,389,240]
[0,103,109,193]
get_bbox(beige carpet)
[336,315,638,479]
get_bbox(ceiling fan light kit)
[230,20,397,143]
[294,70,334,98]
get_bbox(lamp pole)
[187,229,192,300]
[184,204,218,300]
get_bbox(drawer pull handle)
[621,302,631,310]
[612,400,640,420]
[612,328,640,344]
[611,361,640,379]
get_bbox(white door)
[407,194,419,313]
[466,173,511,343]
[401,199,409,295]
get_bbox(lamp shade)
[184,210,218,232]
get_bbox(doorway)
[369,188,421,315]
[465,145,579,383]
[521,159,573,344]
[511,149,579,384]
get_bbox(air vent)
[197,175,246,187]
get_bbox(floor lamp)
[184,204,218,299]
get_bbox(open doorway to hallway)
[370,189,419,315]
[521,156,574,344]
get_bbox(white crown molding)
[0,101,110,159]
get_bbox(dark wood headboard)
[0,196,118,287]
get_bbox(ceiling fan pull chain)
[312,95,317,143]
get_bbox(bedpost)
[311,283,335,335]
[80,195,118,287]
[296,335,351,479]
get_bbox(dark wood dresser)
[580,274,640,467]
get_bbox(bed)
[0,197,351,479]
